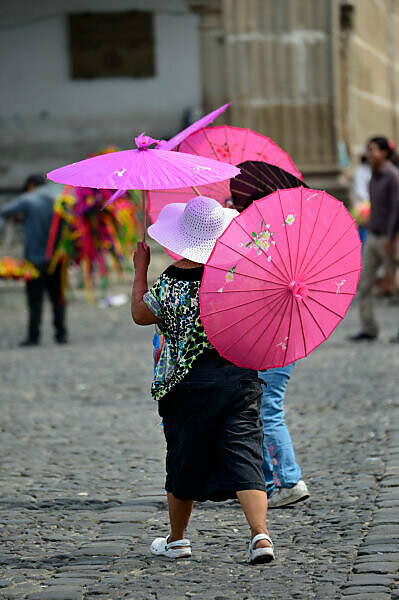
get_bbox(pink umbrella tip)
[135,133,160,150]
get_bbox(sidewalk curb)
[340,398,399,598]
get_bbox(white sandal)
[247,533,275,564]
[150,536,192,559]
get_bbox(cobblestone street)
[1,286,399,600]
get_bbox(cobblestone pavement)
[1,287,399,600]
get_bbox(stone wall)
[188,0,343,195]
[341,0,399,161]
[188,0,399,196]
[0,0,200,189]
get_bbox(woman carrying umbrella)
[131,196,274,564]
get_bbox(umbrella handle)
[141,190,147,241]
[192,186,201,196]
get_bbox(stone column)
[185,0,230,121]
[187,0,347,199]
[342,0,399,161]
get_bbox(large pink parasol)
[47,134,239,239]
[199,187,362,370]
[47,133,238,191]
[97,103,231,207]
[148,126,302,223]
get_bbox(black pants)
[25,265,67,342]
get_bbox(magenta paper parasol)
[93,103,231,207]
[148,125,302,224]
[47,133,239,192]
[199,187,362,370]
[47,134,239,240]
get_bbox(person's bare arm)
[131,242,160,325]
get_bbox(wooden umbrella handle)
[141,189,147,241]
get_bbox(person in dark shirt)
[0,175,67,346]
[350,137,399,343]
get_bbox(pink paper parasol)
[100,103,231,207]
[47,134,239,239]
[148,126,302,224]
[47,133,239,191]
[199,187,362,370]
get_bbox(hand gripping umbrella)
[47,133,240,240]
[199,187,362,370]
[148,125,302,224]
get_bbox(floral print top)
[143,265,212,401]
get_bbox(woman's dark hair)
[368,136,392,158]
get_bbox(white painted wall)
[0,0,200,187]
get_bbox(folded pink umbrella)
[148,125,302,224]
[157,103,230,151]
[99,103,231,206]
[199,187,362,370]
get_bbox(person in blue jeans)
[258,364,309,508]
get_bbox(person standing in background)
[0,175,67,346]
[350,137,399,343]
[228,193,309,509]
[389,140,399,308]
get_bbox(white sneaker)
[268,480,309,509]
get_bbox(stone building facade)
[340,0,399,159]
[187,0,399,198]
[2,0,399,199]
[0,0,200,190]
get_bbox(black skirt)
[158,349,266,502]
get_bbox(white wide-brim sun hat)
[148,196,238,264]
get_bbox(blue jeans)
[258,364,302,497]
[359,226,368,247]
